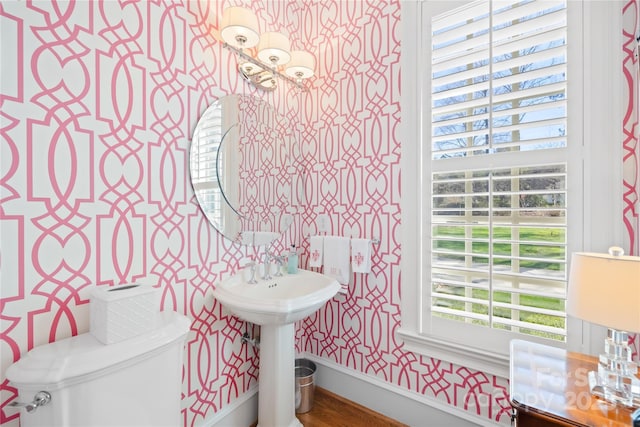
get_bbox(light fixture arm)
[223,43,308,91]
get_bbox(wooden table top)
[510,339,637,427]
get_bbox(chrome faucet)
[244,261,258,284]
[262,249,286,279]
[272,254,285,277]
[262,249,273,280]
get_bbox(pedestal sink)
[213,268,340,427]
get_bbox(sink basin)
[212,268,341,325]
[213,268,340,427]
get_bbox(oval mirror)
[190,94,305,245]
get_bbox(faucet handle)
[272,255,285,277]
[261,250,273,281]
[243,261,258,284]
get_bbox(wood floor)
[251,387,408,427]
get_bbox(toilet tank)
[6,311,191,427]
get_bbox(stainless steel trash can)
[295,358,316,414]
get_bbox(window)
[431,166,567,340]
[430,0,568,342]
[399,0,623,377]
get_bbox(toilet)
[6,311,191,427]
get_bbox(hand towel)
[323,236,351,289]
[351,238,372,273]
[309,236,324,267]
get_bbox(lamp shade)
[567,250,640,333]
[285,50,315,79]
[220,7,260,48]
[257,32,291,65]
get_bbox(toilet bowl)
[6,310,191,427]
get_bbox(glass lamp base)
[588,329,640,407]
[588,371,640,407]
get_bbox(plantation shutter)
[429,0,568,341]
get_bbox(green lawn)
[432,224,566,340]
[433,225,565,269]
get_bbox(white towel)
[309,236,324,267]
[323,236,351,287]
[351,238,372,273]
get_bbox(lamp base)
[588,328,640,407]
[588,371,640,407]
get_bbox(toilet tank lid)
[6,311,191,389]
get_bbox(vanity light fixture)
[220,6,314,91]
[257,31,291,65]
[220,6,260,49]
[285,50,315,82]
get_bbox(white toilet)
[6,311,191,427]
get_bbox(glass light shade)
[567,250,640,332]
[256,73,277,90]
[257,32,291,66]
[285,50,315,79]
[238,63,277,91]
[220,7,260,49]
[239,61,265,76]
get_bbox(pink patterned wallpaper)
[623,0,640,359]
[623,0,640,258]
[1,1,638,427]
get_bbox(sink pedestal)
[257,323,302,427]
[212,269,340,426]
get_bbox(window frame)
[399,0,625,378]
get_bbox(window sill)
[396,328,510,379]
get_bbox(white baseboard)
[201,355,503,427]
[303,354,497,427]
[201,385,258,427]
